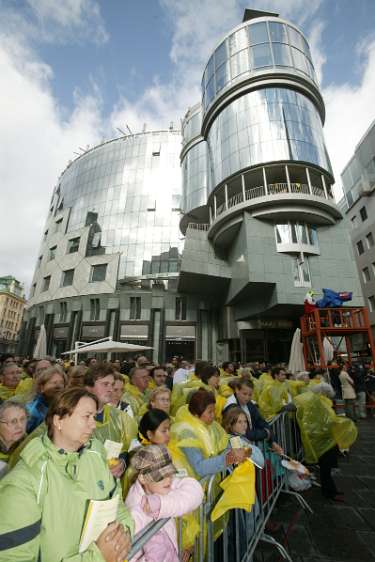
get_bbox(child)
[125,445,204,562]
[222,407,264,469]
[139,409,171,446]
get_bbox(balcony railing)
[186,222,210,231]
[215,183,333,218]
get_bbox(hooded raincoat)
[0,435,134,562]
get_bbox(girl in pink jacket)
[125,444,204,562]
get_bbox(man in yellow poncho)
[258,367,295,421]
[84,364,138,480]
[121,367,151,418]
[294,382,357,501]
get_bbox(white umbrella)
[288,327,305,374]
[323,337,334,362]
[33,323,47,359]
[62,340,153,355]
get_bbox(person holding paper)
[0,387,133,562]
[84,363,138,478]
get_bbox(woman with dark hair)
[139,408,171,446]
[0,387,133,562]
[169,388,248,478]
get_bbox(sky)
[1,0,375,292]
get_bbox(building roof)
[242,9,279,22]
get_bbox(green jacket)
[94,404,138,452]
[0,435,134,561]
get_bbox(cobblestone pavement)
[254,419,375,562]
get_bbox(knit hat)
[131,445,177,482]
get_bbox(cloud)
[307,20,326,85]
[0,36,106,291]
[323,38,375,199]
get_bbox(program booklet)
[79,494,120,553]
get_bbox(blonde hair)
[36,365,67,394]
[148,387,171,408]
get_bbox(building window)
[351,216,357,229]
[37,255,43,268]
[44,229,48,240]
[49,245,57,261]
[360,206,368,221]
[372,262,375,277]
[130,297,141,320]
[357,240,365,255]
[59,302,67,322]
[366,232,374,249]
[90,264,107,283]
[368,296,375,312]
[363,267,371,283]
[55,218,63,233]
[275,222,318,248]
[62,269,74,287]
[293,256,311,287]
[90,298,100,321]
[67,237,80,254]
[42,276,51,292]
[30,283,36,298]
[175,296,187,320]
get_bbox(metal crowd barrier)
[126,412,312,562]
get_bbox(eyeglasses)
[0,416,28,428]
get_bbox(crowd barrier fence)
[127,412,312,562]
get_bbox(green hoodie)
[0,434,134,561]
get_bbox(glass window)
[290,47,308,74]
[291,223,298,243]
[214,41,228,68]
[175,296,187,320]
[307,226,318,246]
[366,232,374,248]
[59,302,67,322]
[90,298,100,321]
[55,218,63,233]
[275,224,290,244]
[297,224,308,244]
[251,43,273,68]
[287,26,305,51]
[373,262,375,277]
[228,27,248,54]
[368,295,375,312]
[90,264,107,282]
[360,206,368,221]
[351,216,358,229]
[130,296,141,320]
[37,255,42,268]
[272,43,292,66]
[62,269,74,287]
[230,48,250,77]
[269,22,288,43]
[215,62,230,92]
[42,276,51,292]
[67,237,80,254]
[357,240,365,255]
[30,283,36,298]
[248,22,269,45]
[48,246,57,261]
[363,267,371,283]
[293,256,311,287]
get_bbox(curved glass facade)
[182,141,208,212]
[207,88,331,189]
[58,131,183,278]
[202,19,316,111]
[182,104,203,146]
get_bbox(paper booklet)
[104,439,122,460]
[79,494,119,553]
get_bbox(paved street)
[255,418,375,562]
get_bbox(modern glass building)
[339,119,375,335]
[178,9,363,363]
[21,130,207,360]
[21,9,364,363]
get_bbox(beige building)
[0,276,26,354]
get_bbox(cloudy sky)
[1,0,375,292]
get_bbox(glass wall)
[207,88,331,188]
[182,104,203,146]
[182,141,208,213]
[58,131,183,279]
[202,19,317,111]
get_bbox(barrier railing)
[126,412,311,562]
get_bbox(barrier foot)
[260,533,293,561]
[281,489,314,514]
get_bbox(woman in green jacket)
[0,387,133,562]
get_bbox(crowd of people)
[0,352,370,561]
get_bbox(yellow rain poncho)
[122,383,148,417]
[94,404,138,452]
[171,380,227,422]
[211,459,256,521]
[169,405,228,478]
[294,391,358,464]
[287,380,307,397]
[258,380,290,421]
